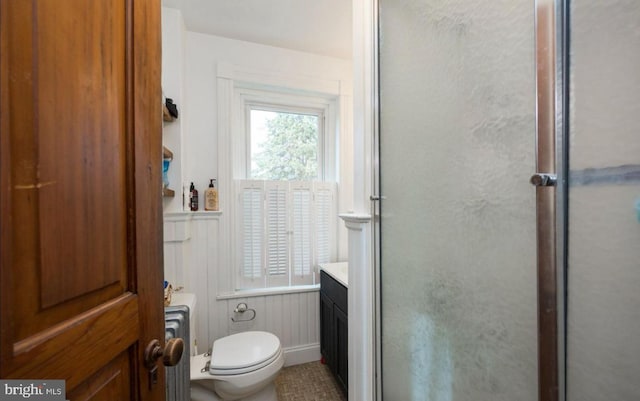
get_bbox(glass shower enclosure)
[565,1,640,400]
[376,0,640,400]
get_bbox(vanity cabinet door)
[334,305,348,391]
[320,270,348,393]
[320,291,335,369]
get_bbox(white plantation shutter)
[237,181,265,288]
[291,183,313,285]
[235,180,336,290]
[313,182,336,267]
[264,182,289,287]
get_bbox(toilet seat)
[209,331,281,376]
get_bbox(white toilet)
[190,331,285,401]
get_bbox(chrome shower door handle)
[530,173,557,187]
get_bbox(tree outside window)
[250,109,321,181]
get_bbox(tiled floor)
[275,361,347,401]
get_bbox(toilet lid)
[210,331,281,375]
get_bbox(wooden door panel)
[7,0,130,343]
[4,0,130,344]
[67,352,132,401]
[1,0,164,399]
[36,0,128,309]
[8,295,138,389]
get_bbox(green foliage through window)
[250,110,320,180]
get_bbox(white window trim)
[215,284,320,301]
[215,62,346,296]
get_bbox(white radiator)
[165,305,191,401]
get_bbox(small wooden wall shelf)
[163,104,176,122]
[163,188,175,197]
[163,146,173,160]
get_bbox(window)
[233,89,338,291]
[248,106,324,181]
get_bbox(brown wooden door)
[0,1,166,400]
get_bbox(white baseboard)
[282,343,321,367]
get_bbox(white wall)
[161,7,354,365]
[183,30,354,208]
[161,8,187,212]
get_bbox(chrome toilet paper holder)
[231,302,256,322]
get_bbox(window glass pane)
[250,109,319,180]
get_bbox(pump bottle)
[205,179,219,211]
[189,182,199,211]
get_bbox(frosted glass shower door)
[378,1,538,400]
[566,2,640,400]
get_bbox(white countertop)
[319,262,348,288]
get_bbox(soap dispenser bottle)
[189,182,199,211]
[205,179,219,211]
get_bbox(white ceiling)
[162,0,353,60]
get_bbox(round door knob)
[144,338,184,368]
[162,338,184,366]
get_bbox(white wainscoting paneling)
[163,212,192,291]
[211,291,320,366]
[163,212,321,366]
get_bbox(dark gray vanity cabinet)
[320,270,348,393]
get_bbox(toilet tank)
[170,292,198,355]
